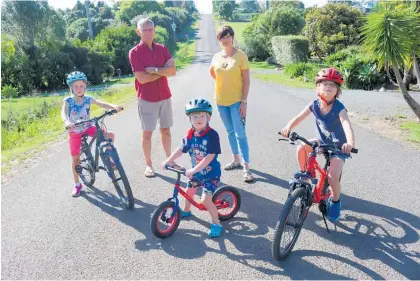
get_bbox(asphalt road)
[2,15,420,280]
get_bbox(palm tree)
[361,5,420,120]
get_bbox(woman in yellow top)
[210,26,253,182]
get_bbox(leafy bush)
[271,36,309,65]
[284,63,317,82]
[1,85,19,99]
[324,46,386,90]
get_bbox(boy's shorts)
[187,177,220,195]
[69,126,97,156]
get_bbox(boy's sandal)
[208,224,223,237]
[144,166,155,178]
[243,170,254,183]
[224,161,242,170]
[180,210,192,218]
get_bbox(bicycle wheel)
[213,186,241,221]
[150,201,181,238]
[103,148,134,209]
[78,150,95,187]
[272,187,310,261]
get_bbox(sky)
[47,0,327,14]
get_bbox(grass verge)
[249,61,277,69]
[1,86,136,174]
[175,19,199,70]
[254,73,314,89]
[401,121,420,143]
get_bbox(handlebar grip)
[165,165,186,174]
[351,148,358,154]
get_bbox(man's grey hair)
[137,18,154,30]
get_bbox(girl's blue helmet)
[66,71,87,86]
[185,98,213,116]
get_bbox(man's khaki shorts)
[137,98,173,131]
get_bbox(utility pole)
[266,0,269,10]
[171,16,177,43]
[85,0,94,39]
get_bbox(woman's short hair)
[217,25,235,40]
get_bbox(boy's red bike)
[272,132,358,260]
[150,166,241,238]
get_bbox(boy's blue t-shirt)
[181,128,222,180]
[309,99,347,147]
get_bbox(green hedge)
[271,36,309,66]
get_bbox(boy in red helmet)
[280,67,355,222]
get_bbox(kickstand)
[323,214,330,233]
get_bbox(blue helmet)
[66,71,87,86]
[185,98,213,116]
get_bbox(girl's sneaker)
[326,197,341,222]
[72,183,83,197]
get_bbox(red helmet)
[315,67,344,86]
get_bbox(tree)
[218,2,235,20]
[164,1,174,8]
[270,0,305,10]
[82,24,138,74]
[243,7,305,60]
[67,18,90,41]
[304,3,364,57]
[116,1,163,24]
[362,6,420,119]
[239,0,260,13]
[1,1,48,53]
[165,7,189,33]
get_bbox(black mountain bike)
[70,109,134,209]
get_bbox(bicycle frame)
[166,167,230,219]
[305,150,331,204]
[79,118,115,174]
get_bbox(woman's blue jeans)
[217,102,250,163]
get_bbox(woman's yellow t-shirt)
[210,49,249,106]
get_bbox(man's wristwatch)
[241,100,247,104]
[154,67,158,73]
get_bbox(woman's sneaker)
[326,197,341,222]
[72,183,83,197]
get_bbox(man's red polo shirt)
[129,41,172,102]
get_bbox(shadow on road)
[134,169,419,279]
[78,148,419,278]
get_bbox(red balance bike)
[150,166,241,238]
[272,132,358,260]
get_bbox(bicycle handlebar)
[278,131,358,154]
[165,165,186,175]
[65,108,123,130]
